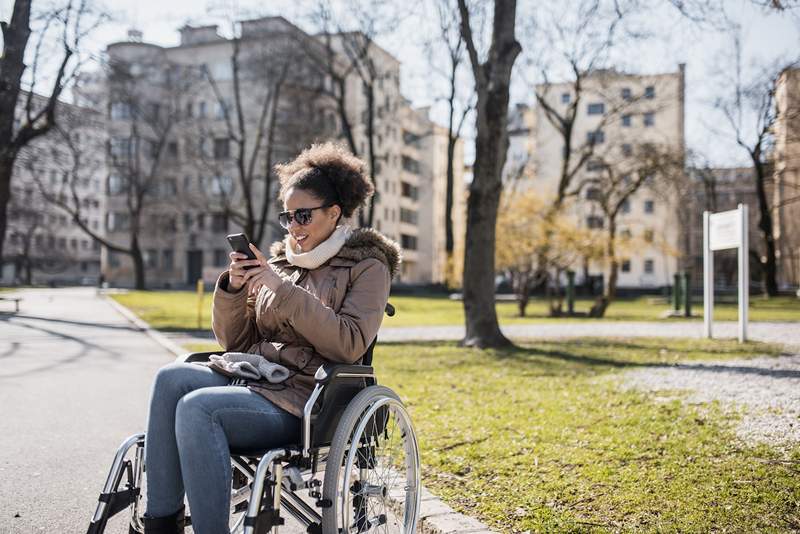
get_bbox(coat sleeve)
[270,258,391,364]
[211,270,261,352]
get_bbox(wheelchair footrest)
[98,485,140,518]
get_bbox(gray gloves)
[208,352,290,383]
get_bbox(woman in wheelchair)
[113,143,413,534]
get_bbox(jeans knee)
[152,362,193,397]
[174,391,212,444]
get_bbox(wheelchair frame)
[86,328,421,534]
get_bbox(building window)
[644,229,654,242]
[110,102,132,120]
[586,187,601,201]
[622,114,632,127]
[621,228,632,238]
[109,250,120,267]
[621,199,630,214]
[400,234,417,250]
[198,101,207,118]
[401,182,418,200]
[621,87,632,101]
[587,102,605,115]
[213,138,229,159]
[621,259,631,273]
[145,249,158,269]
[185,101,193,118]
[644,86,655,99]
[586,215,604,229]
[401,155,421,174]
[587,159,605,172]
[214,249,228,267]
[162,249,174,270]
[109,137,131,159]
[643,112,655,127]
[644,259,654,274]
[644,200,654,213]
[621,144,633,157]
[400,208,418,224]
[561,92,571,104]
[211,213,228,233]
[587,129,605,144]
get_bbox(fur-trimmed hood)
[269,227,402,279]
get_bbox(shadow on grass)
[376,338,793,380]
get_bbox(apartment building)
[75,17,460,288]
[773,67,800,289]
[1,95,106,286]
[509,64,686,289]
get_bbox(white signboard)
[709,209,741,251]
[703,204,749,342]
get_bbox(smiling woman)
[138,141,401,533]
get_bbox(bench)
[0,296,21,313]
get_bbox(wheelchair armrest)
[174,351,225,364]
[314,363,374,386]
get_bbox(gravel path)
[622,352,800,448]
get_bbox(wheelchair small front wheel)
[322,385,421,534]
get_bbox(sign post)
[703,204,748,342]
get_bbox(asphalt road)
[0,287,311,534]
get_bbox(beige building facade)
[78,17,459,288]
[509,65,686,289]
[1,96,106,286]
[773,67,800,289]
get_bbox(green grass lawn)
[112,291,800,331]
[183,337,799,532]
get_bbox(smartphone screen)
[226,233,257,267]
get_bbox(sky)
[2,0,799,168]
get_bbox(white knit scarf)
[284,224,352,269]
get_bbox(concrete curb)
[105,295,498,534]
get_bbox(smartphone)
[226,233,257,268]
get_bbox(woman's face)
[283,187,341,253]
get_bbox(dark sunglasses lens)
[278,212,290,228]
[295,209,313,225]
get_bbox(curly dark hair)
[275,142,374,219]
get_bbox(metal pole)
[683,271,692,317]
[739,204,749,342]
[566,270,575,315]
[672,273,681,311]
[703,211,713,338]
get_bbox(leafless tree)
[456,0,521,348]
[713,33,799,296]
[574,144,683,317]
[191,19,329,247]
[0,0,107,270]
[301,0,402,227]
[426,0,475,288]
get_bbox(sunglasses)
[278,204,333,229]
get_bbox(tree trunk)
[590,224,618,317]
[753,156,778,296]
[0,161,12,270]
[457,0,520,348]
[130,234,146,290]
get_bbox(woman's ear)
[330,204,342,221]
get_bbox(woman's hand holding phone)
[227,243,282,295]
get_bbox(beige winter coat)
[207,227,401,418]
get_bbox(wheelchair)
[86,304,421,534]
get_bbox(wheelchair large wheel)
[321,385,421,533]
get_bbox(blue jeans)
[144,362,300,534]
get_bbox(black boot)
[141,505,185,534]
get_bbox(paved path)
[167,320,800,350]
[0,288,311,534]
